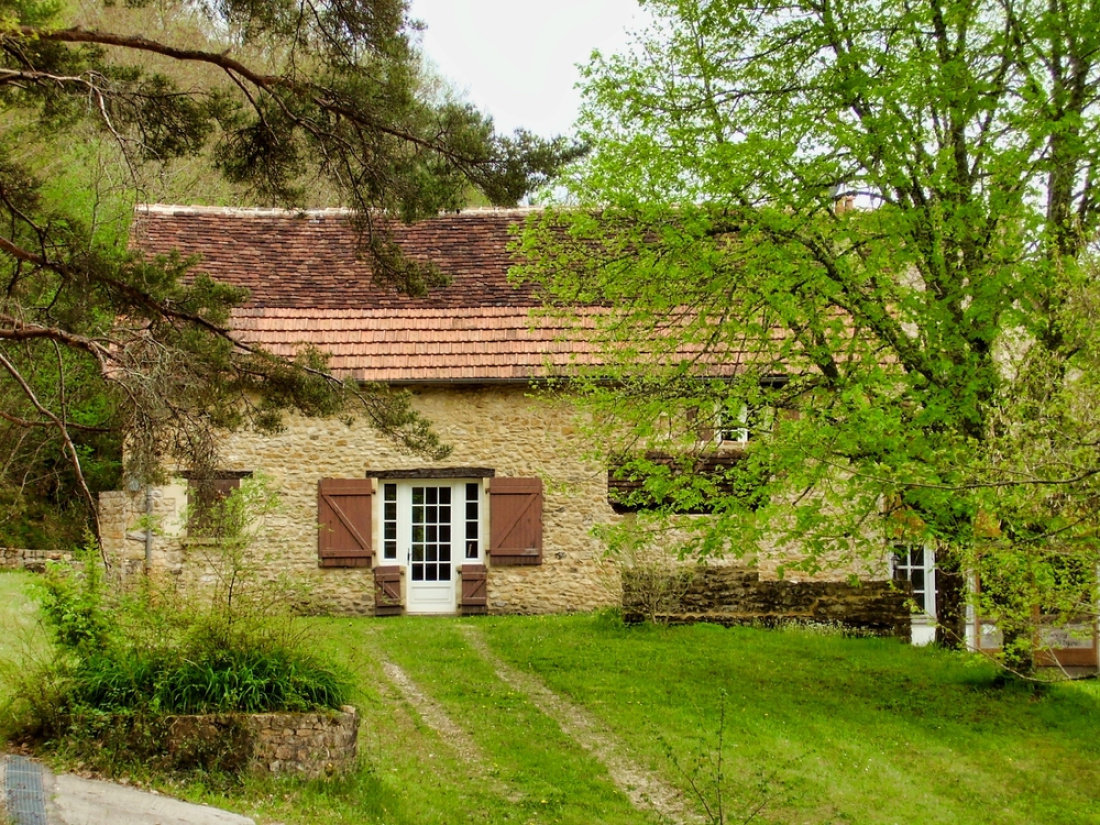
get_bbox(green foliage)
[68,643,349,715]
[16,481,353,762]
[0,0,576,547]
[30,563,353,718]
[34,538,112,652]
[517,0,1100,662]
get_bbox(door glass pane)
[910,570,925,598]
[465,482,480,560]
[410,485,453,584]
[383,483,397,560]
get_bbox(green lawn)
[2,571,1098,825]
[0,571,49,703]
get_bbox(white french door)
[382,480,482,614]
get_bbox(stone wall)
[99,485,188,579]
[0,547,75,571]
[100,384,623,615]
[624,564,911,638]
[97,384,895,617]
[163,706,358,778]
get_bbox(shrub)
[14,475,354,769]
[34,538,112,652]
[152,646,350,714]
[63,644,350,715]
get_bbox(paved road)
[1,755,256,825]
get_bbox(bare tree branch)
[0,349,103,557]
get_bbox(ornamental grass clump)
[64,643,350,716]
[148,646,349,714]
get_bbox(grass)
[0,571,49,701]
[2,573,1099,824]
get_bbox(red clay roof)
[232,306,607,383]
[132,206,581,383]
[132,205,540,311]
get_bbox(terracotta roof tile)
[132,206,751,384]
[129,206,574,382]
[222,304,596,383]
[132,205,540,311]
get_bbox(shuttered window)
[488,477,543,566]
[317,478,373,568]
[607,452,770,514]
[182,470,253,533]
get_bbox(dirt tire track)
[378,658,518,800]
[457,625,702,825]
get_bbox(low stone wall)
[624,565,911,638]
[0,547,75,572]
[166,705,359,778]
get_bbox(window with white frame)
[711,403,779,445]
[715,404,750,444]
[893,544,937,617]
[381,480,482,569]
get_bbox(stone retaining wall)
[624,565,911,638]
[0,547,75,572]
[165,705,359,778]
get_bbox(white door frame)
[383,479,482,614]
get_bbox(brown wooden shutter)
[318,478,373,568]
[460,564,488,614]
[687,406,714,442]
[488,477,543,566]
[373,565,403,616]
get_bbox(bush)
[13,476,354,769]
[65,644,350,715]
[32,575,352,719]
[35,539,112,652]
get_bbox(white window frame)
[715,404,750,444]
[892,544,937,646]
[380,479,483,565]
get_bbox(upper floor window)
[699,404,776,446]
[716,405,750,444]
[694,376,789,446]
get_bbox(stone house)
[96,205,913,633]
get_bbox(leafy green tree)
[518,0,1100,660]
[0,0,580,548]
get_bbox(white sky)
[408,0,645,138]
